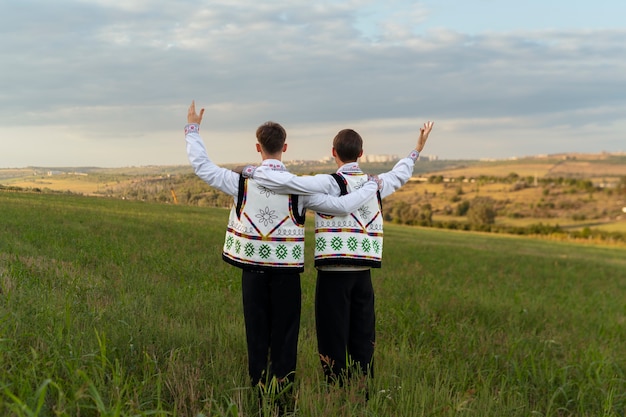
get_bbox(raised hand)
[188,100,205,124]
[416,121,434,152]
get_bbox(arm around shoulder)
[303,180,378,215]
[252,168,339,195]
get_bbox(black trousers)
[241,269,301,385]
[315,269,375,382]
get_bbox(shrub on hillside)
[385,201,433,226]
[467,197,497,226]
[455,200,470,216]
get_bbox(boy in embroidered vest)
[184,101,379,393]
[243,121,434,386]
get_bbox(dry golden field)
[424,155,626,179]
[2,152,626,233]
[386,178,626,229]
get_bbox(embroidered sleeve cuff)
[184,123,200,135]
[408,150,420,161]
[367,174,383,191]
[242,165,257,178]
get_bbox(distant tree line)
[383,174,626,243]
[4,173,625,244]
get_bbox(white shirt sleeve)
[377,155,416,199]
[251,168,340,195]
[185,125,240,197]
[301,181,378,215]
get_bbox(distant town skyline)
[1,0,625,168]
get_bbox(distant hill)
[2,152,625,196]
[417,152,626,179]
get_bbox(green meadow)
[1,191,625,416]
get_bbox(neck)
[336,159,357,168]
[260,150,282,161]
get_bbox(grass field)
[1,191,625,416]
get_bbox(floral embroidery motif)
[354,178,367,189]
[358,206,371,219]
[257,185,275,198]
[256,206,278,226]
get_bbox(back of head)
[333,129,363,162]
[256,122,286,154]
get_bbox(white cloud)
[0,0,625,167]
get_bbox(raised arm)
[185,101,240,196]
[378,121,434,199]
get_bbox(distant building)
[361,154,398,163]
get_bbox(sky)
[1,0,625,167]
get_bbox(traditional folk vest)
[223,175,306,272]
[314,171,383,268]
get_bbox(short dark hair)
[256,122,286,154]
[333,129,363,162]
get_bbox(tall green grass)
[1,192,625,416]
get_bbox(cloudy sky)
[1,0,625,167]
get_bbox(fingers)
[187,100,204,124]
[416,121,434,151]
[420,121,434,135]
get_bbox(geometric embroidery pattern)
[372,240,381,254]
[225,235,234,250]
[276,244,288,260]
[361,237,371,253]
[315,237,327,252]
[235,239,241,254]
[330,236,343,251]
[347,236,358,252]
[291,245,302,260]
[244,242,255,257]
[259,244,271,259]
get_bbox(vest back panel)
[223,177,306,272]
[314,171,383,268]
